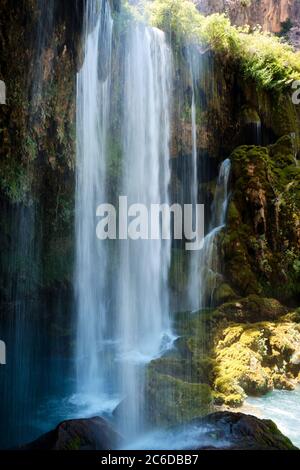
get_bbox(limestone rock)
[213,318,300,406]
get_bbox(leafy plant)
[133,0,300,91]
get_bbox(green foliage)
[0,158,32,203]
[277,18,293,38]
[22,135,38,162]
[240,0,251,7]
[146,0,300,90]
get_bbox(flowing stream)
[245,387,300,448]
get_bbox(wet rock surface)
[194,411,298,450]
[22,411,297,450]
[22,417,121,450]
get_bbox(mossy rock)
[213,317,300,406]
[240,106,260,126]
[193,412,298,450]
[215,295,287,323]
[223,136,300,304]
[213,282,238,305]
[145,369,213,426]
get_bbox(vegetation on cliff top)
[144,0,300,90]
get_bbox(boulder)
[22,417,120,450]
[145,368,213,426]
[216,296,288,323]
[213,319,300,406]
[194,411,297,450]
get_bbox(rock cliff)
[194,0,299,32]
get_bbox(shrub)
[139,0,300,90]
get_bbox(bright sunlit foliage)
[129,0,300,90]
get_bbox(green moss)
[213,283,238,305]
[64,436,81,450]
[146,369,213,426]
[169,248,189,294]
[222,136,300,303]
[0,157,32,204]
[23,135,38,162]
[240,106,260,125]
[215,295,287,322]
[213,317,300,406]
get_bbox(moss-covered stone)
[213,283,239,305]
[213,318,300,406]
[145,368,213,426]
[215,295,288,323]
[222,136,300,304]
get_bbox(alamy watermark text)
[96,196,205,251]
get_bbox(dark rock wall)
[0,0,299,321]
[0,0,84,303]
[170,44,300,307]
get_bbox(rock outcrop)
[22,412,297,450]
[194,0,300,35]
[222,137,300,304]
[145,300,300,421]
[22,417,121,450]
[213,311,300,406]
[194,411,297,449]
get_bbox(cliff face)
[194,0,300,33]
[169,43,300,307]
[1,0,299,307]
[0,0,83,300]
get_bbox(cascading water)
[185,38,231,312]
[187,46,202,209]
[186,45,202,311]
[74,0,226,445]
[117,23,173,438]
[189,159,231,310]
[75,0,113,405]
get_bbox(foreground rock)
[194,412,297,450]
[22,412,296,450]
[22,417,120,450]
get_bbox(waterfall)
[187,45,202,207]
[191,91,197,205]
[186,43,231,311]
[255,121,262,145]
[75,0,113,403]
[210,159,231,231]
[116,23,173,438]
[189,159,231,310]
